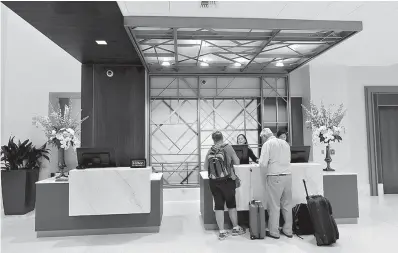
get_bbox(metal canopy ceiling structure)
[124,16,362,74]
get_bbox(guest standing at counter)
[236,134,259,164]
[259,128,293,239]
[204,131,246,240]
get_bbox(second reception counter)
[200,163,359,229]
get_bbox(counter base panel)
[35,175,163,237]
[37,227,160,238]
[336,218,358,225]
[323,174,359,219]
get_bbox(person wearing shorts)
[204,131,246,240]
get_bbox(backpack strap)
[220,144,230,176]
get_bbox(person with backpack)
[259,128,293,239]
[203,131,246,240]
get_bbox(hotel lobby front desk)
[200,163,359,229]
[35,167,163,237]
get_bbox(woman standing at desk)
[237,134,259,164]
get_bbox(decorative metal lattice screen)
[150,76,287,187]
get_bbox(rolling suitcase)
[249,168,266,240]
[249,200,266,240]
[303,179,339,246]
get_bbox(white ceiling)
[118,1,398,66]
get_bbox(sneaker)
[266,231,280,239]
[231,226,246,236]
[218,231,228,240]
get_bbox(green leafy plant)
[26,144,50,170]
[1,137,50,171]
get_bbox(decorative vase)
[324,144,335,172]
[55,148,68,181]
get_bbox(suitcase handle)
[250,168,253,201]
[302,179,309,199]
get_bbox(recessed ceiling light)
[161,61,171,66]
[234,62,242,67]
[276,61,284,67]
[96,40,107,45]
[236,58,248,63]
[200,62,209,67]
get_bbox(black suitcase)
[303,179,339,246]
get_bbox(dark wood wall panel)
[291,97,304,146]
[81,65,145,166]
[81,65,94,147]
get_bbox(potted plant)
[302,102,346,171]
[33,102,88,181]
[1,137,50,215]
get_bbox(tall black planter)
[1,169,40,215]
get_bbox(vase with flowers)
[33,102,88,181]
[302,102,346,171]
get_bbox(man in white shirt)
[259,128,293,239]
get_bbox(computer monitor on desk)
[232,145,249,164]
[77,148,117,168]
[290,146,311,163]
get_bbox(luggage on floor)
[292,203,314,236]
[248,168,266,240]
[303,179,339,246]
[249,200,266,240]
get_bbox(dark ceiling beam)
[4,1,142,64]
[124,16,363,31]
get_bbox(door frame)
[364,86,398,196]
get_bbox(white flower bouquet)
[301,102,346,145]
[33,103,88,151]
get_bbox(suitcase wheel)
[250,236,255,240]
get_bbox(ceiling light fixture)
[200,62,209,67]
[234,62,242,67]
[96,40,107,45]
[236,58,248,63]
[276,61,284,67]
[161,61,171,66]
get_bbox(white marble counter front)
[201,162,324,211]
[69,167,152,216]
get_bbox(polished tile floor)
[1,192,398,253]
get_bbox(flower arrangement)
[32,103,88,151]
[301,102,346,145]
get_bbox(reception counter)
[35,167,163,237]
[69,167,151,216]
[200,163,359,229]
